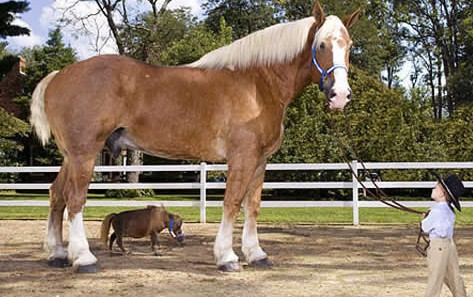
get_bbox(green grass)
[1,191,472,224]
[1,206,472,225]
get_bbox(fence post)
[351,160,359,225]
[200,162,207,223]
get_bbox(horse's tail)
[100,213,117,248]
[30,71,59,146]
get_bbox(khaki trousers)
[425,238,467,297]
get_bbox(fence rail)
[1,161,473,224]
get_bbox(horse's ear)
[312,2,325,29]
[343,8,361,30]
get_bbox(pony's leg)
[44,163,69,267]
[116,233,127,254]
[109,232,117,251]
[214,153,261,272]
[63,156,98,272]
[150,232,161,256]
[242,159,271,267]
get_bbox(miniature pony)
[100,205,184,255]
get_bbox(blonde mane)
[188,17,316,70]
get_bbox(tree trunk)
[126,149,142,183]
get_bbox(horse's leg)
[116,233,127,254]
[242,158,271,268]
[150,232,161,256]
[214,152,262,272]
[109,232,117,251]
[63,155,98,272]
[44,163,69,267]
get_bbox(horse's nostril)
[347,92,352,101]
[329,89,337,99]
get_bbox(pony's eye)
[319,42,326,50]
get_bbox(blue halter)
[311,43,349,91]
[169,217,176,238]
[168,217,185,240]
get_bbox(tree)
[268,66,444,195]
[0,107,29,167]
[16,28,77,166]
[0,1,30,39]
[0,24,29,168]
[203,0,281,39]
[0,41,19,79]
[0,0,30,79]
[23,28,77,89]
[120,8,195,64]
[160,18,233,65]
[448,0,473,106]
[393,0,468,118]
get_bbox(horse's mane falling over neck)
[188,17,316,70]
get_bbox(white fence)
[1,161,473,225]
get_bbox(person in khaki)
[422,172,467,297]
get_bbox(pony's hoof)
[75,263,99,273]
[249,258,272,269]
[217,261,241,272]
[153,251,162,257]
[47,258,71,268]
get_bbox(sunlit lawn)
[1,191,472,224]
[1,205,473,225]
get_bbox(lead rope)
[329,115,429,256]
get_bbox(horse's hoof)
[153,251,162,257]
[47,258,71,268]
[75,263,99,273]
[249,258,272,269]
[217,261,241,272]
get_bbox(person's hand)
[423,210,431,218]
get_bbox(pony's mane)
[188,17,316,70]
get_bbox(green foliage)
[203,0,281,39]
[160,18,233,65]
[449,4,473,105]
[0,52,18,79]
[277,0,312,21]
[104,189,155,199]
[269,66,473,190]
[22,28,77,94]
[392,0,470,115]
[120,8,194,63]
[3,205,473,224]
[0,108,29,166]
[15,28,77,166]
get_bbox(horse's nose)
[176,232,185,242]
[329,87,352,101]
[328,87,352,110]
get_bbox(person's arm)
[421,209,436,233]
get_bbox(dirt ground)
[0,220,472,297]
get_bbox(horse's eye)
[320,42,326,50]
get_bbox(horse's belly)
[146,143,226,162]
[124,228,148,238]
[106,127,227,162]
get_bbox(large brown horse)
[30,2,359,273]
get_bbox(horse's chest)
[263,123,284,156]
